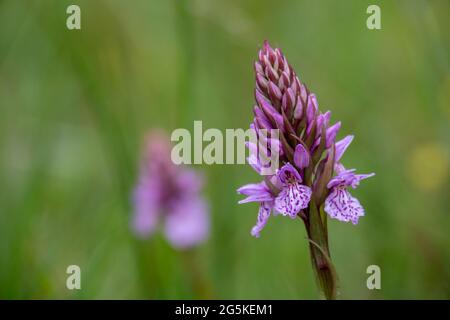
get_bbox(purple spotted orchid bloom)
[325,163,375,225]
[238,163,311,237]
[132,131,209,249]
[237,41,374,299]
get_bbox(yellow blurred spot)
[408,142,449,192]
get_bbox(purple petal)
[268,138,283,157]
[237,182,274,204]
[246,138,283,174]
[176,169,203,195]
[293,98,303,119]
[325,122,341,148]
[311,136,321,152]
[253,106,272,130]
[269,174,283,190]
[276,163,302,184]
[324,188,364,224]
[334,162,346,174]
[247,155,261,174]
[350,173,375,188]
[282,88,295,111]
[335,135,354,163]
[246,141,258,157]
[306,94,317,125]
[327,168,356,188]
[255,90,284,130]
[254,61,264,75]
[255,89,277,114]
[132,180,160,237]
[300,84,308,105]
[164,197,209,248]
[268,81,282,100]
[257,133,282,157]
[246,139,278,162]
[315,111,332,139]
[316,114,325,135]
[322,111,331,128]
[328,169,375,189]
[251,202,273,238]
[274,183,312,218]
[294,144,310,169]
[256,73,268,90]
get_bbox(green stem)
[133,239,162,299]
[306,200,338,300]
[180,249,213,299]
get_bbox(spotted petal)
[274,183,311,218]
[251,202,273,238]
[324,188,364,224]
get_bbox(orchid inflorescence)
[237,41,374,299]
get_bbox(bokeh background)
[0,0,449,299]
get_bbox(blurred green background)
[0,0,449,299]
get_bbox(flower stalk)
[306,200,337,300]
